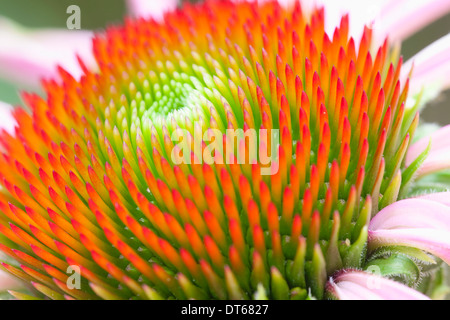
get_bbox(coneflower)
[0,0,449,300]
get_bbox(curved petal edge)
[327,270,430,300]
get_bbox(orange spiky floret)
[0,1,416,300]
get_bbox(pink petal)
[402,33,450,95]
[0,17,95,89]
[327,270,429,300]
[318,0,450,47]
[127,0,178,20]
[406,125,450,176]
[0,269,22,292]
[370,229,450,263]
[376,0,450,44]
[416,192,450,207]
[369,198,450,264]
[0,101,16,136]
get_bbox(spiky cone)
[0,0,416,300]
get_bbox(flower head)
[0,0,449,300]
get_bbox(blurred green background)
[0,0,449,124]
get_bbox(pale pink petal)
[127,0,178,20]
[370,229,450,263]
[405,125,450,176]
[317,0,450,48]
[416,192,450,206]
[402,33,450,95]
[417,151,450,176]
[0,101,16,135]
[327,270,429,300]
[369,199,450,264]
[0,17,95,89]
[370,199,450,230]
[376,0,450,44]
[0,270,22,292]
